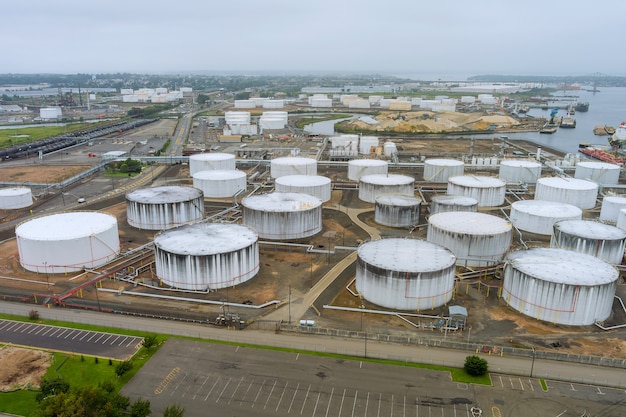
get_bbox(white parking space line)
[364,392,370,417]
[300,384,311,415]
[14,323,27,332]
[27,325,39,334]
[93,334,105,343]
[311,391,321,417]
[204,376,221,402]
[287,382,300,413]
[216,377,232,403]
[351,390,358,417]
[596,387,605,395]
[240,378,255,407]
[415,397,418,417]
[118,336,129,346]
[193,374,211,400]
[108,335,121,345]
[126,339,137,347]
[325,387,335,417]
[570,384,576,391]
[251,378,266,408]
[229,376,245,405]
[391,394,394,417]
[275,381,288,411]
[63,329,77,339]
[56,329,69,338]
[41,327,54,336]
[86,332,96,342]
[101,334,113,344]
[263,380,277,409]
[169,372,188,397]
[338,388,346,417]
[180,378,194,398]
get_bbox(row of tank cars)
[0,118,157,161]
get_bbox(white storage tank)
[242,192,322,240]
[447,176,506,207]
[347,159,388,181]
[551,219,626,265]
[429,195,478,214]
[15,212,120,273]
[0,187,32,209]
[189,153,236,175]
[275,175,331,202]
[356,238,456,310]
[600,196,626,223]
[154,223,259,291]
[126,186,204,230]
[423,159,464,182]
[535,177,598,209]
[427,211,512,267]
[509,200,582,235]
[270,157,317,178]
[502,248,618,326]
[359,174,415,203]
[498,160,542,184]
[359,136,379,155]
[331,135,358,151]
[383,141,398,157]
[375,195,421,227]
[192,170,246,198]
[574,161,621,185]
[617,208,626,231]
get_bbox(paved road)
[1,302,624,390]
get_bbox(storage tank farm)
[618,208,626,231]
[347,159,388,181]
[509,200,582,235]
[192,170,247,198]
[502,248,619,325]
[600,196,626,223]
[498,160,542,184]
[427,211,512,267]
[189,152,236,176]
[535,177,598,209]
[374,195,421,227]
[423,159,464,182]
[274,175,331,202]
[429,195,478,214]
[574,161,621,185]
[15,212,120,273]
[446,175,506,207]
[551,219,626,264]
[358,136,379,155]
[358,174,415,203]
[355,238,456,310]
[126,186,204,230]
[153,223,259,291]
[242,192,322,240]
[0,187,32,209]
[270,157,317,178]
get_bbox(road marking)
[391,394,394,417]
[86,332,96,342]
[251,378,266,408]
[518,378,524,391]
[276,381,288,411]
[154,367,180,395]
[102,334,113,344]
[351,391,358,417]
[416,397,419,417]
[300,384,311,415]
[311,391,321,417]
[296,353,300,360]
[364,392,370,417]
[570,384,576,391]
[71,330,83,340]
[287,382,300,413]
[204,376,221,401]
[27,325,38,334]
[235,346,240,353]
[216,377,231,403]
[193,374,211,400]
[229,376,245,404]
[597,387,605,395]
[14,323,26,332]
[169,372,188,397]
[109,335,121,345]
[491,406,502,417]
[93,334,105,343]
[264,380,277,409]
[324,387,334,417]
[338,388,347,417]
[240,378,255,407]
[378,393,383,417]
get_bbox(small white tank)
[359,174,415,203]
[429,195,478,214]
[0,187,32,209]
[275,175,331,202]
[551,219,626,264]
[359,136,379,154]
[600,196,626,223]
[270,157,317,178]
[509,200,582,235]
[189,153,236,175]
[535,177,598,209]
[574,161,621,185]
[423,159,464,182]
[383,141,398,157]
[446,176,506,207]
[375,195,421,227]
[192,170,247,198]
[618,208,626,231]
[498,160,542,184]
[347,159,388,181]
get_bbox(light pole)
[288,285,291,324]
[43,262,49,290]
[360,305,367,358]
[530,346,536,378]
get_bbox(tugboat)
[540,108,560,133]
[575,101,590,112]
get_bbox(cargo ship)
[578,145,626,164]
[575,101,589,112]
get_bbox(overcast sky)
[3,0,625,79]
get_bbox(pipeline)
[594,296,626,330]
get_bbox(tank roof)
[126,186,203,203]
[193,169,246,180]
[425,159,464,166]
[16,212,117,241]
[604,196,626,204]
[554,219,626,240]
[0,187,31,196]
[537,177,598,190]
[271,157,316,165]
[430,195,478,205]
[154,223,257,255]
[428,211,511,234]
[511,200,582,216]
[448,175,506,188]
[360,174,414,185]
[348,159,388,166]
[506,248,618,286]
[189,152,235,161]
[376,194,421,206]
[500,160,542,167]
[242,192,322,211]
[577,161,620,169]
[358,238,455,272]
[275,175,330,186]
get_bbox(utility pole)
[288,285,291,324]
[530,346,536,378]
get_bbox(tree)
[464,355,488,377]
[163,404,185,417]
[115,360,134,377]
[35,383,131,417]
[142,335,158,350]
[130,398,151,417]
[36,377,70,402]
[196,94,210,105]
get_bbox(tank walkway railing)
[277,323,626,370]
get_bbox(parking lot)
[0,319,143,360]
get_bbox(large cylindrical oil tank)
[383,141,398,157]
[242,192,322,240]
[446,176,506,207]
[551,219,626,264]
[356,238,456,310]
[359,174,415,203]
[375,195,421,227]
[126,186,204,230]
[498,160,542,184]
[192,170,246,198]
[275,175,331,202]
[599,196,626,223]
[347,159,388,181]
[429,195,478,214]
[618,208,626,231]
[502,248,618,325]
[270,157,317,178]
[153,223,259,291]
[359,136,379,155]
[189,153,236,175]
[423,159,464,182]
[535,177,598,209]
[574,161,621,185]
[427,211,512,267]
[0,187,32,209]
[509,200,582,235]
[15,212,120,273]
